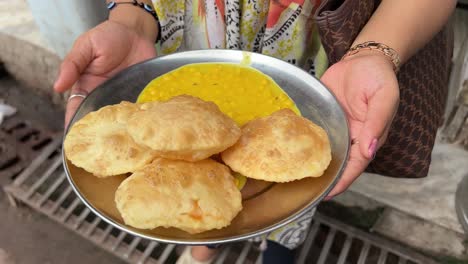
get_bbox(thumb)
[358,87,398,159]
[54,35,94,93]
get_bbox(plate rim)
[62,49,350,244]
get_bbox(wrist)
[341,50,396,72]
[342,41,400,72]
[107,2,158,42]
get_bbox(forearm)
[106,0,158,42]
[353,0,456,63]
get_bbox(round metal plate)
[63,50,350,244]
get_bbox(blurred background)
[0,1,467,263]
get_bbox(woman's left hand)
[320,51,400,199]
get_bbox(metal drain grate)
[296,215,438,264]
[0,115,55,183]
[4,138,178,264]
[4,140,440,264]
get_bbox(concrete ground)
[0,189,125,264]
[0,78,63,132]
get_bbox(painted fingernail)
[368,138,378,159]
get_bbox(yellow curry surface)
[137,63,301,190]
[137,63,300,126]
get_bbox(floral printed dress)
[152,0,328,249]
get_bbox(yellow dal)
[137,63,301,190]
[137,63,300,126]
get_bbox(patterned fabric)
[153,0,328,76]
[152,0,327,249]
[249,207,316,250]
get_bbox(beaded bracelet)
[341,41,401,73]
[107,0,161,42]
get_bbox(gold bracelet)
[341,41,401,73]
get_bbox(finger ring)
[351,138,360,145]
[68,92,87,101]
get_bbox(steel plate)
[62,50,350,244]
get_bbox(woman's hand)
[320,51,400,199]
[54,7,158,127]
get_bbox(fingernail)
[368,138,378,159]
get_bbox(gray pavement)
[0,189,125,264]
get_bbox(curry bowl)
[63,50,349,245]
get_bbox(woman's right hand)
[54,6,158,127]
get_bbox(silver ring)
[68,93,87,101]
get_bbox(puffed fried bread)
[127,95,241,161]
[64,101,156,177]
[221,109,331,182]
[115,158,242,234]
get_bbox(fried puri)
[64,101,156,177]
[127,95,241,162]
[221,109,331,182]
[115,158,242,234]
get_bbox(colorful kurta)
[153,0,328,77]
